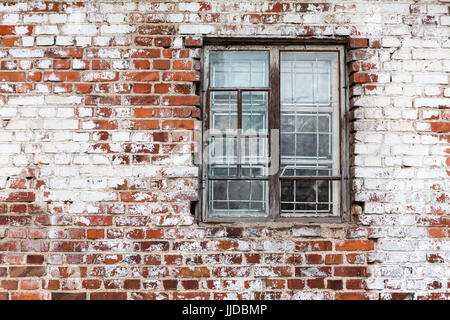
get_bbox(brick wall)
[0,0,448,300]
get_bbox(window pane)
[280,113,332,163]
[279,51,340,216]
[241,91,269,177]
[210,51,269,88]
[280,179,336,215]
[241,136,269,177]
[209,91,237,133]
[208,136,237,177]
[280,51,339,177]
[280,52,333,106]
[209,180,269,217]
[242,91,268,134]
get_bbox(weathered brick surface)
[0,0,448,300]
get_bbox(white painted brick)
[179,24,216,34]
[112,132,130,142]
[0,144,20,153]
[0,132,13,142]
[55,36,74,46]
[112,60,129,69]
[86,48,120,59]
[424,86,442,96]
[0,108,17,117]
[101,2,136,13]
[382,37,401,47]
[100,25,136,34]
[9,49,44,58]
[56,108,75,118]
[72,59,88,69]
[21,36,34,47]
[43,120,79,130]
[413,73,448,84]
[45,95,82,105]
[9,95,44,105]
[36,60,52,69]
[441,15,450,26]
[412,48,450,59]
[61,24,97,36]
[38,108,56,118]
[12,155,30,167]
[444,88,450,97]
[36,36,54,46]
[23,14,47,23]
[414,97,450,108]
[75,36,91,47]
[3,13,20,23]
[19,61,32,70]
[35,25,59,35]
[106,14,125,24]
[94,37,112,46]
[68,13,86,23]
[19,107,37,117]
[49,14,67,24]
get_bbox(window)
[201,44,348,222]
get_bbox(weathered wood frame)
[198,42,349,224]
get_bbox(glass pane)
[208,137,237,177]
[280,52,333,107]
[209,91,237,133]
[280,179,334,215]
[279,51,339,216]
[242,91,268,134]
[210,51,269,88]
[209,180,268,217]
[241,136,269,177]
[280,51,339,178]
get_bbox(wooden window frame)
[199,43,350,224]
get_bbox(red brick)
[120,192,158,202]
[43,71,80,82]
[336,292,372,300]
[129,120,160,130]
[134,37,153,46]
[133,60,150,69]
[138,25,176,35]
[430,122,450,133]
[47,48,83,58]
[335,240,375,251]
[125,49,160,58]
[52,293,87,300]
[11,292,48,300]
[350,73,378,84]
[90,292,127,300]
[162,96,200,106]
[1,37,21,47]
[3,192,35,202]
[9,266,46,277]
[0,26,33,35]
[162,120,195,130]
[162,71,200,82]
[154,84,172,93]
[334,266,369,277]
[133,83,152,93]
[173,60,192,70]
[153,59,170,69]
[349,38,369,48]
[0,72,26,81]
[125,96,159,105]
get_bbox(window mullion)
[269,47,280,221]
